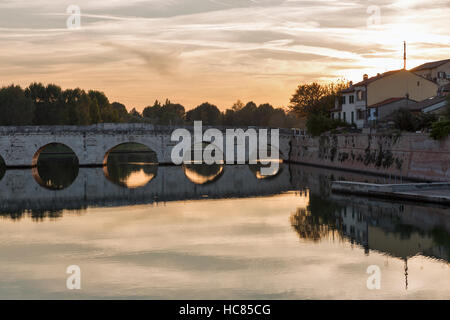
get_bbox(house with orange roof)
[332,69,439,128]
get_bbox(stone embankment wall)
[289,133,450,182]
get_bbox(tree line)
[0,83,303,128]
[0,80,353,130]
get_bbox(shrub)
[393,108,437,132]
[306,113,352,136]
[430,120,450,140]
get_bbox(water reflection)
[0,162,449,299]
[0,156,5,182]
[104,154,158,189]
[183,163,224,185]
[32,152,79,190]
[289,167,450,263]
[249,161,283,179]
[103,144,158,188]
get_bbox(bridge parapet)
[0,124,293,167]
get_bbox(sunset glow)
[1,0,449,110]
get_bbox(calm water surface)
[0,154,448,299]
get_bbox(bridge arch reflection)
[103,143,158,189]
[182,163,224,185]
[0,155,5,182]
[32,143,79,190]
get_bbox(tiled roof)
[368,97,410,109]
[411,59,450,71]
[352,69,404,87]
[414,96,447,110]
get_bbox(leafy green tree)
[111,102,129,123]
[289,80,349,118]
[128,108,143,123]
[25,83,66,125]
[62,88,91,125]
[0,85,35,125]
[186,102,222,125]
[143,99,185,125]
[430,120,450,140]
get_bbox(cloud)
[0,0,449,109]
[102,42,180,76]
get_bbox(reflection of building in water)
[291,194,450,263]
[338,206,369,253]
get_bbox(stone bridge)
[0,124,293,167]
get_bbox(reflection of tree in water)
[105,150,158,188]
[33,153,79,190]
[183,163,224,185]
[0,208,86,221]
[290,194,345,242]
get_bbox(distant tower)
[403,41,407,70]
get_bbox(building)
[411,59,450,87]
[367,97,418,123]
[417,96,448,116]
[332,69,439,128]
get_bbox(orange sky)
[1,0,449,111]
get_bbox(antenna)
[404,41,407,70]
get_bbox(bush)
[306,113,352,136]
[430,120,450,140]
[393,108,437,132]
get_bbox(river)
[0,153,448,299]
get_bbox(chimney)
[349,81,353,86]
[363,74,369,81]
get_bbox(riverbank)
[289,132,450,182]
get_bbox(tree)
[25,83,66,125]
[186,102,222,125]
[142,99,185,125]
[111,102,129,123]
[289,82,327,117]
[62,88,91,125]
[289,80,349,118]
[0,85,35,126]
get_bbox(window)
[343,112,346,122]
[351,112,354,124]
[341,96,346,105]
[349,95,355,104]
[357,109,365,120]
[438,71,446,79]
[357,90,364,101]
[331,113,334,120]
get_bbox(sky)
[0,0,450,111]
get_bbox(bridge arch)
[32,143,79,190]
[103,142,159,166]
[102,142,158,189]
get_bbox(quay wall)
[289,133,450,182]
